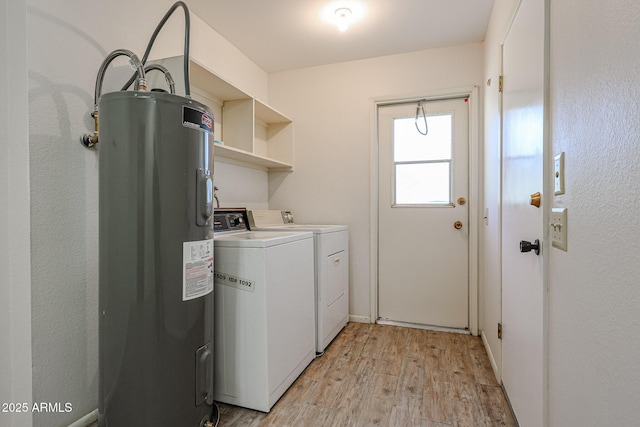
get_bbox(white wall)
[25,1,269,425]
[213,161,269,210]
[1,0,11,415]
[480,0,518,382]
[1,0,34,426]
[268,44,484,321]
[548,0,640,425]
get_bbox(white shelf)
[214,144,293,171]
[150,56,294,171]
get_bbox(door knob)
[530,192,541,208]
[520,239,540,255]
[454,221,463,230]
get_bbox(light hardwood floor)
[216,322,516,427]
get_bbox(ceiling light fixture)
[334,7,352,32]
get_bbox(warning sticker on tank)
[214,271,255,293]
[182,239,214,301]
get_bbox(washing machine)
[212,208,315,412]
[248,210,349,354]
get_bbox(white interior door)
[501,0,546,425]
[378,98,469,329]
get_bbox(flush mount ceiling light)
[334,7,352,32]
[320,2,364,33]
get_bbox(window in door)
[393,113,453,206]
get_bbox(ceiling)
[188,0,496,73]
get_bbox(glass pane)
[395,162,450,205]
[394,114,452,162]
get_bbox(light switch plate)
[554,152,565,195]
[551,208,567,251]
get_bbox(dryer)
[213,208,315,412]
[248,210,349,354]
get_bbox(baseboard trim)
[501,383,520,427]
[349,315,371,323]
[481,329,501,383]
[68,409,98,427]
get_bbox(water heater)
[98,91,215,426]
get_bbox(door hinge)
[498,322,503,339]
[498,75,504,93]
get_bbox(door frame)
[369,86,480,335]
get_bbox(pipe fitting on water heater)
[81,105,100,148]
[81,50,147,148]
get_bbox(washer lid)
[213,230,313,248]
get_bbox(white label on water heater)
[182,239,214,301]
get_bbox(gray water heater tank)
[98,91,215,426]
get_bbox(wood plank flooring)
[216,322,516,427]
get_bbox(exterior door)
[501,0,546,425]
[378,97,469,329]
